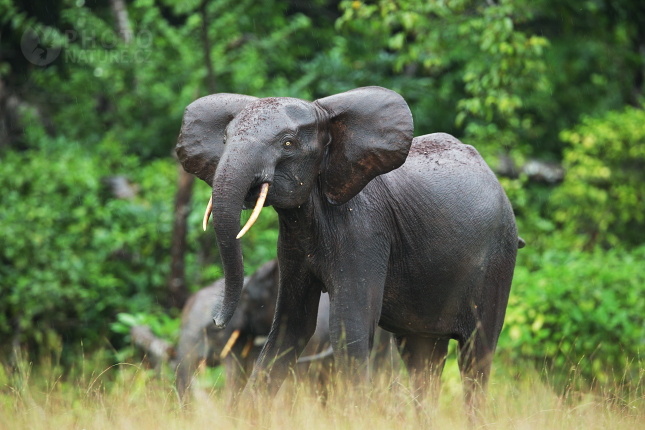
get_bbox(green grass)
[1,347,643,430]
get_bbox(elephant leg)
[224,341,253,409]
[175,349,197,403]
[242,270,322,400]
[458,257,512,420]
[175,329,209,404]
[457,324,496,420]
[395,334,449,410]
[371,328,398,378]
[328,272,385,386]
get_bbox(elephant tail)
[518,237,526,249]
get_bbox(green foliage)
[0,128,279,357]
[1,0,645,383]
[0,132,175,356]
[110,312,180,344]
[553,105,645,249]
[500,246,645,383]
[3,0,324,158]
[336,0,549,163]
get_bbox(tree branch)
[110,0,133,44]
[201,0,216,93]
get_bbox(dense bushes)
[1,0,644,385]
[553,105,645,249]
[0,135,174,356]
[499,247,645,382]
[495,106,645,382]
[0,130,278,359]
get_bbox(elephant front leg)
[175,330,209,405]
[223,339,254,410]
[328,259,387,387]
[242,270,322,400]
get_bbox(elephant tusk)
[240,337,254,359]
[203,195,213,232]
[220,329,240,359]
[236,183,269,239]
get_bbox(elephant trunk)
[210,158,269,328]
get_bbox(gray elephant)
[175,259,278,402]
[176,86,522,414]
[175,258,396,403]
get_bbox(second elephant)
[175,259,279,402]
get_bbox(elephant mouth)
[243,184,263,206]
[243,183,273,209]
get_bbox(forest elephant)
[175,86,521,413]
[175,259,279,403]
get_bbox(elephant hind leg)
[457,244,515,419]
[457,324,496,421]
[395,334,449,410]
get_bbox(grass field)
[1,348,643,430]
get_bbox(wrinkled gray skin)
[176,86,521,414]
[176,259,395,403]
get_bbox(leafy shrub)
[5,0,321,159]
[499,246,645,383]
[553,105,645,249]
[110,312,181,346]
[0,129,279,360]
[0,135,175,358]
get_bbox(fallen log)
[130,325,175,370]
[497,154,565,184]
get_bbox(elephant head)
[176,87,413,328]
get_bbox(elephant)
[175,258,279,402]
[175,258,396,403]
[175,86,521,413]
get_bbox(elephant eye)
[284,141,292,148]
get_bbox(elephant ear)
[176,93,258,185]
[314,86,414,205]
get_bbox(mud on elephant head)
[176,87,413,328]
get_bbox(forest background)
[0,0,644,392]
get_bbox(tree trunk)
[201,0,216,93]
[167,0,216,309]
[168,161,195,309]
[110,0,133,44]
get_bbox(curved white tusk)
[236,183,269,239]
[203,195,213,232]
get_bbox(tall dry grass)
[0,348,643,430]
